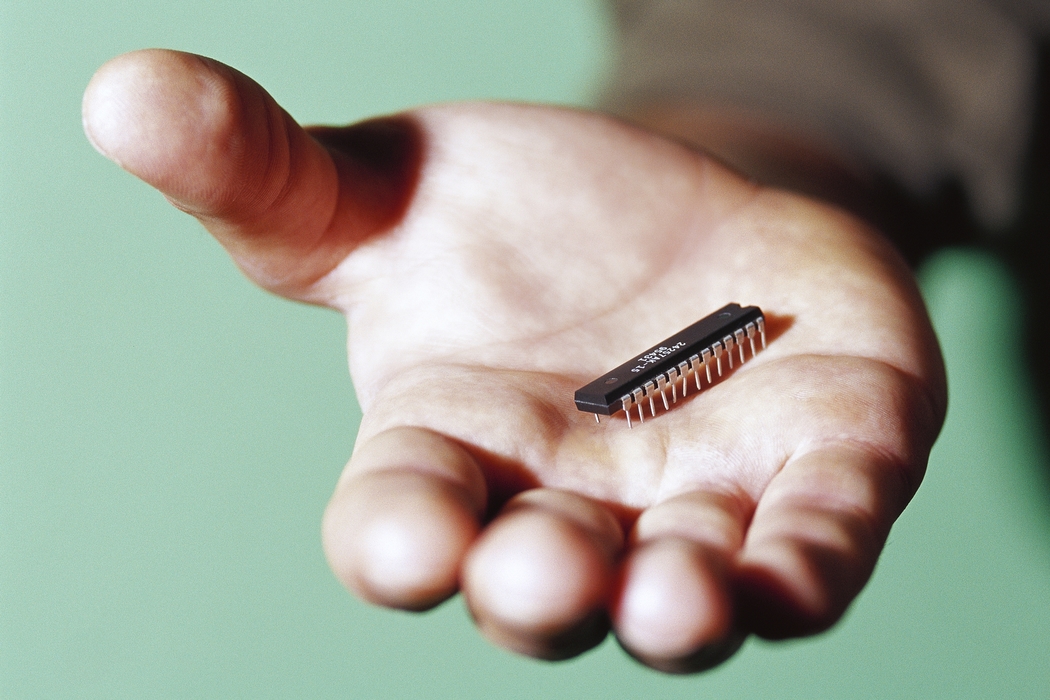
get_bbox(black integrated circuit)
[574,303,766,427]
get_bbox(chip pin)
[713,342,724,376]
[757,317,767,348]
[656,375,670,410]
[643,380,657,417]
[745,322,757,357]
[632,388,645,424]
[678,361,690,397]
[701,349,712,384]
[667,367,679,403]
[724,335,736,369]
[735,329,746,363]
[622,396,633,429]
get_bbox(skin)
[82,49,947,673]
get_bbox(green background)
[2,1,1049,697]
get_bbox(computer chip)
[574,303,766,427]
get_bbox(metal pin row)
[613,318,765,428]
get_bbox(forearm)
[602,0,1047,259]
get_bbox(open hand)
[83,50,946,672]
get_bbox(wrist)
[623,102,878,221]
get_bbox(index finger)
[734,443,922,638]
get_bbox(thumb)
[82,49,422,299]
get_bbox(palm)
[338,104,940,508]
[84,51,946,673]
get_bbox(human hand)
[83,50,946,673]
